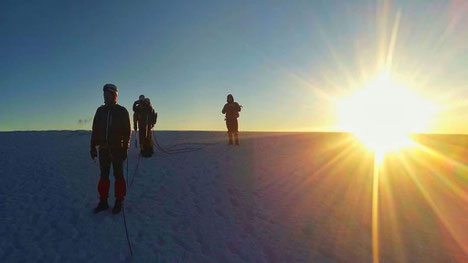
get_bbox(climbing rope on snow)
[122,204,133,257]
[121,131,216,258]
[129,154,141,188]
[153,133,216,155]
[121,133,141,258]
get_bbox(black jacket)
[133,100,143,113]
[91,104,131,149]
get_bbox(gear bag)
[149,111,157,126]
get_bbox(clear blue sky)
[1,0,466,132]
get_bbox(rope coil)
[153,133,215,155]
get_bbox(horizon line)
[0,129,467,136]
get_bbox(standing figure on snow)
[90,84,131,214]
[222,94,242,145]
[134,97,157,157]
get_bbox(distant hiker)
[134,97,157,157]
[90,84,131,214]
[132,95,145,148]
[222,94,242,145]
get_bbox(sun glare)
[338,72,435,156]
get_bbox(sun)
[338,72,435,157]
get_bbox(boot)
[112,199,123,214]
[94,199,109,214]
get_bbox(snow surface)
[0,131,466,262]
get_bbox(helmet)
[103,84,118,96]
[139,95,145,101]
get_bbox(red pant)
[97,147,126,200]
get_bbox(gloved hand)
[90,147,97,160]
[122,147,128,160]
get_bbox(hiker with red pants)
[90,84,131,214]
[222,94,242,145]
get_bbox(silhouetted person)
[222,94,241,145]
[134,97,157,157]
[91,84,131,214]
[132,94,145,148]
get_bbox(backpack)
[149,111,157,125]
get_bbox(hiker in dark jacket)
[133,94,145,113]
[134,97,157,157]
[222,94,241,145]
[91,84,131,214]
